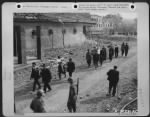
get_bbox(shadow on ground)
[80,94,111,104]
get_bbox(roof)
[14,13,96,24]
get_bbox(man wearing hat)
[40,64,52,93]
[30,62,41,92]
[107,66,119,96]
[67,58,75,78]
[30,90,46,113]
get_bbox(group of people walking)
[30,41,129,113]
[30,57,76,93]
[121,42,129,56]
[30,62,52,93]
[57,56,75,80]
[86,42,129,68]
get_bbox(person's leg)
[110,55,112,61]
[64,71,66,78]
[70,72,72,77]
[46,82,51,91]
[109,54,111,61]
[100,59,102,66]
[58,72,61,80]
[67,102,72,112]
[122,50,123,56]
[69,72,71,77]
[126,50,128,56]
[112,83,117,96]
[73,102,76,112]
[35,80,41,89]
[43,82,46,93]
[33,80,36,91]
[109,82,113,95]
[89,60,91,67]
[87,61,90,67]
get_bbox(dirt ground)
[15,39,137,114]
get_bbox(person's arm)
[107,70,110,76]
[30,69,33,80]
[30,100,34,111]
[73,62,75,71]
[117,71,119,83]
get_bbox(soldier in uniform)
[67,58,75,78]
[109,46,114,61]
[58,62,63,80]
[121,42,125,56]
[107,66,119,96]
[102,46,107,61]
[30,90,46,113]
[67,78,77,113]
[30,62,41,92]
[86,49,92,67]
[40,64,52,93]
[115,45,119,58]
[99,48,104,66]
[124,43,129,56]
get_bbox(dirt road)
[15,42,137,114]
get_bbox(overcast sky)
[91,12,137,19]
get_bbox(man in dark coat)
[93,52,99,69]
[121,42,125,56]
[40,64,52,93]
[30,62,41,92]
[107,66,119,96]
[115,45,119,58]
[91,47,99,69]
[99,48,105,66]
[124,43,129,56]
[109,46,114,61]
[30,90,46,113]
[67,78,77,113]
[58,62,63,80]
[102,46,107,61]
[67,58,75,78]
[86,49,92,67]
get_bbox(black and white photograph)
[2,2,149,116]
[13,12,138,114]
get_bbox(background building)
[14,13,96,64]
[89,15,114,35]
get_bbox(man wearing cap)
[107,66,119,96]
[121,42,125,56]
[86,49,92,67]
[124,43,129,56]
[30,90,46,113]
[67,58,75,78]
[114,45,119,58]
[40,64,52,93]
[58,62,63,80]
[67,78,77,113]
[108,46,114,61]
[30,62,41,92]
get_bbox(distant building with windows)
[89,15,114,35]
